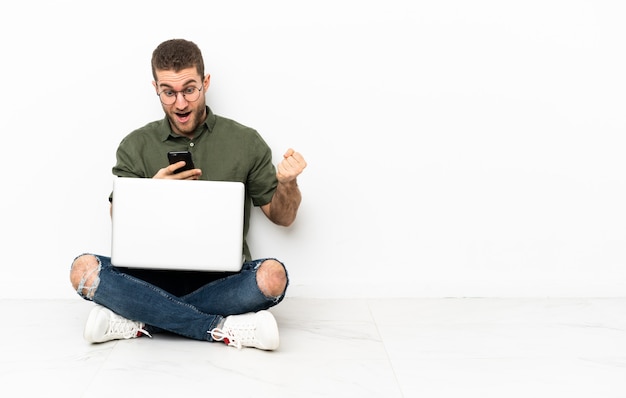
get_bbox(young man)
[69,39,306,350]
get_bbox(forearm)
[268,180,302,226]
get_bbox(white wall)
[1,0,624,299]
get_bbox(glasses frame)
[157,85,203,105]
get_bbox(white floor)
[1,297,625,397]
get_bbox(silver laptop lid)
[111,177,245,272]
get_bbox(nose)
[174,91,189,106]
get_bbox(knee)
[70,254,101,299]
[256,259,288,298]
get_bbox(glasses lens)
[159,90,176,105]
[184,87,201,102]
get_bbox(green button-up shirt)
[111,106,278,261]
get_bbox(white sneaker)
[84,305,151,343]
[210,310,279,350]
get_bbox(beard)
[165,102,206,137]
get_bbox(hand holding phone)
[167,151,195,174]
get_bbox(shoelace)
[211,328,241,349]
[106,313,152,339]
[210,324,257,350]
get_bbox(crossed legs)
[69,254,288,347]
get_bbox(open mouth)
[175,111,192,122]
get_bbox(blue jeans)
[73,254,288,341]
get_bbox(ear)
[152,81,158,93]
[203,74,211,91]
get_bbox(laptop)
[110,177,245,272]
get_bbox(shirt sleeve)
[247,131,278,207]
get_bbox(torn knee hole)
[70,255,101,299]
[257,260,287,297]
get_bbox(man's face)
[153,67,210,137]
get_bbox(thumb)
[283,148,295,158]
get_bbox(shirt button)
[189,142,195,147]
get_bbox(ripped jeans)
[71,254,288,341]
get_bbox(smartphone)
[167,151,195,174]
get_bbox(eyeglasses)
[157,86,203,105]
